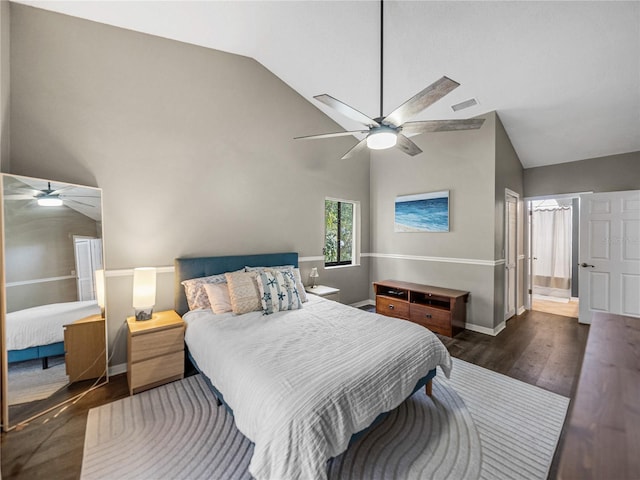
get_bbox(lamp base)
[135,308,154,321]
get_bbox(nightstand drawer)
[130,325,183,363]
[376,296,410,319]
[129,350,184,392]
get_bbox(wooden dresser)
[373,280,469,337]
[127,310,185,395]
[64,314,107,383]
[557,312,640,479]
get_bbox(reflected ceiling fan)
[295,0,484,159]
[4,181,98,207]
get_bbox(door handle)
[579,262,595,268]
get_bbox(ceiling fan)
[4,181,98,207]
[295,0,484,160]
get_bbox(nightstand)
[127,310,185,395]
[305,284,341,303]
[64,314,106,383]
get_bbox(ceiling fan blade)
[383,76,460,127]
[3,194,35,200]
[341,138,369,160]
[401,118,485,136]
[65,199,95,208]
[4,187,40,196]
[395,134,423,156]
[314,94,380,128]
[294,130,369,140]
[59,194,101,199]
[50,186,74,195]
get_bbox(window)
[324,199,355,267]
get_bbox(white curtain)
[532,207,572,298]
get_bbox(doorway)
[528,196,579,318]
[505,190,518,320]
[73,236,103,301]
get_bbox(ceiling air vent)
[451,98,478,112]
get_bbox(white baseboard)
[350,299,375,308]
[465,321,506,337]
[109,362,127,376]
[517,305,526,315]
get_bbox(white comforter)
[6,300,100,351]
[183,294,452,480]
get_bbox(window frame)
[324,197,360,268]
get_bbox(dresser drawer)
[376,296,410,319]
[130,325,184,363]
[129,350,184,392]
[410,303,452,335]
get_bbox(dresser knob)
[388,304,395,310]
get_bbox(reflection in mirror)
[1,174,108,430]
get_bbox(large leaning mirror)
[0,173,108,431]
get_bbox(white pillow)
[181,273,227,310]
[203,283,232,314]
[256,270,302,314]
[245,265,308,303]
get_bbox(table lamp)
[133,267,156,321]
[309,267,319,288]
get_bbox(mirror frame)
[0,173,109,431]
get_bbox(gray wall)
[0,0,9,172]
[8,4,371,366]
[4,197,100,312]
[524,151,640,197]
[494,112,525,318]
[369,112,501,331]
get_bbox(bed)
[175,252,452,480]
[6,300,101,368]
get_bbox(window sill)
[324,263,361,270]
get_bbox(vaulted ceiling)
[14,0,640,168]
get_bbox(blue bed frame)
[8,342,64,369]
[174,252,436,449]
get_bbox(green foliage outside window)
[325,200,354,266]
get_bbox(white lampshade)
[133,267,156,320]
[309,267,319,288]
[94,269,106,313]
[366,130,397,150]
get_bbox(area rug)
[7,356,68,405]
[81,358,569,480]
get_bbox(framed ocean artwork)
[395,190,450,232]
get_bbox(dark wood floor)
[1,308,589,480]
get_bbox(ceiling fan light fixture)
[37,197,63,207]
[366,129,397,150]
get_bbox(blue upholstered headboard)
[174,252,299,315]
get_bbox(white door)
[578,190,640,324]
[74,237,96,301]
[505,191,518,319]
